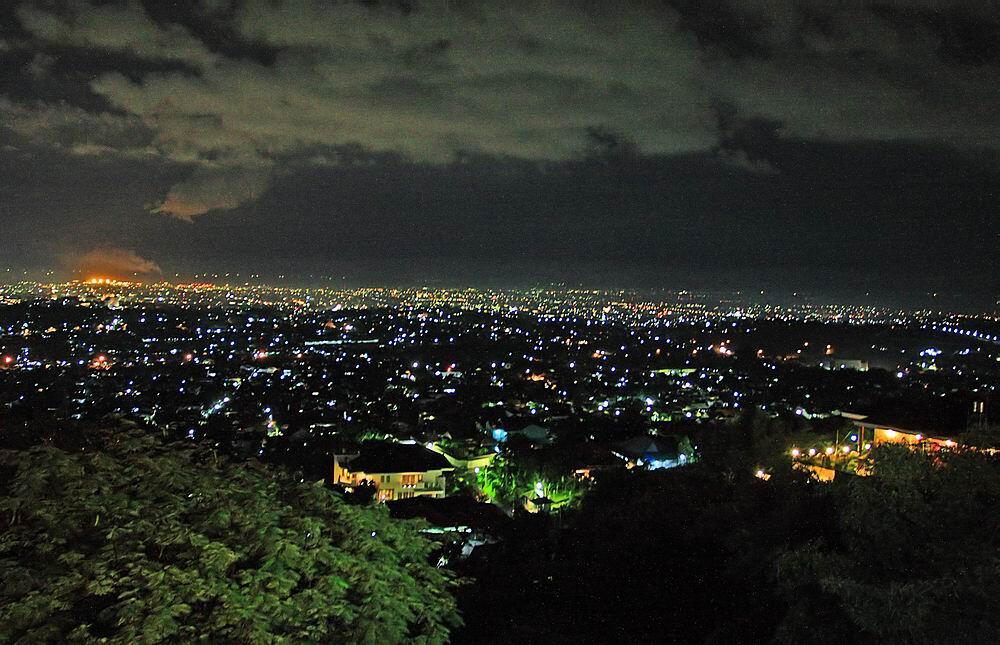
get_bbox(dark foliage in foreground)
[0,429,461,643]
[775,446,1000,644]
[457,446,1000,644]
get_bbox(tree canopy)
[476,453,588,511]
[775,445,1000,644]
[456,444,1000,643]
[0,429,461,643]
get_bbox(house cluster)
[790,409,989,481]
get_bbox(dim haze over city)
[1,2,1000,644]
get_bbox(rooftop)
[346,441,454,474]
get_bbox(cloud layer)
[3,0,1000,223]
[151,163,272,221]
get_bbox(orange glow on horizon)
[84,277,137,286]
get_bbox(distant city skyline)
[2,273,997,313]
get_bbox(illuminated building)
[333,442,453,502]
[845,413,959,450]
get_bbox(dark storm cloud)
[685,0,1000,146]
[7,0,717,217]
[0,0,997,298]
[143,141,997,296]
[5,1,995,213]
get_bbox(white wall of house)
[333,458,449,501]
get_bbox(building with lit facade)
[333,442,454,503]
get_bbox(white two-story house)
[333,441,454,502]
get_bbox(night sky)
[1,1,997,301]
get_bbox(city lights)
[2,2,999,640]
